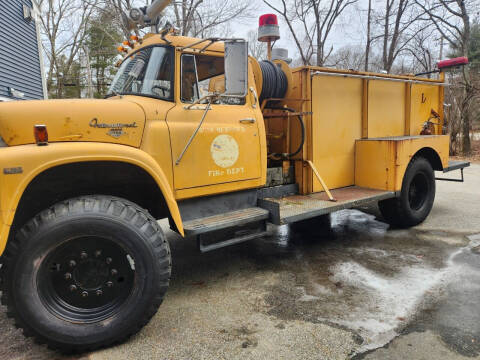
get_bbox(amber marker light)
[130,35,139,42]
[117,46,127,53]
[34,125,48,146]
[123,40,134,48]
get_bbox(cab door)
[166,52,262,191]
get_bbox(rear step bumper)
[442,160,470,173]
[436,160,470,182]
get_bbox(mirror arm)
[183,93,218,110]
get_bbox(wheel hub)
[38,236,135,322]
[73,257,110,291]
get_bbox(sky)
[231,0,372,62]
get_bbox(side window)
[181,53,243,105]
[141,47,174,100]
[181,54,199,103]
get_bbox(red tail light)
[34,125,48,145]
[437,57,468,70]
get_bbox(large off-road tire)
[378,156,435,228]
[290,214,332,236]
[0,196,171,353]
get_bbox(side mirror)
[224,40,248,97]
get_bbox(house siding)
[0,0,44,100]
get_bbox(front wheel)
[378,156,435,228]
[0,196,171,352]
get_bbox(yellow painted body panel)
[304,66,446,195]
[367,80,406,138]
[355,135,449,191]
[0,99,146,147]
[167,104,263,189]
[410,84,441,135]
[0,142,184,254]
[311,75,363,191]
[166,50,266,197]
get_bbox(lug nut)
[80,251,88,260]
[69,285,77,292]
[95,250,102,257]
[106,257,112,264]
[64,272,72,280]
[81,291,89,298]
[69,260,76,267]
[106,281,113,288]
[111,269,118,276]
[96,289,103,296]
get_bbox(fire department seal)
[210,134,239,168]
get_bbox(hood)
[0,99,146,147]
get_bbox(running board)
[258,186,395,225]
[183,207,269,236]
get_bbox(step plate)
[183,207,270,235]
[259,186,395,225]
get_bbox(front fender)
[0,142,184,255]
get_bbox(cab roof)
[125,33,226,56]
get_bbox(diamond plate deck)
[258,186,396,225]
[183,207,269,235]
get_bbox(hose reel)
[258,60,288,104]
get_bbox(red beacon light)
[259,14,278,27]
[258,13,280,43]
[437,56,469,70]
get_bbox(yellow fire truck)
[0,0,470,352]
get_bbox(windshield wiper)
[104,90,120,99]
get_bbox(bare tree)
[104,0,252,38]
[329,45,365,69]
[404,26,437,75]
[169,0,252,38]
[415,0,476,154]
[247,30,267,60]
[264,0,357,66]
[365,0,372,71]
[374,0,425,73]
[38,0,99,98]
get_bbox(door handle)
[239,118,256,124]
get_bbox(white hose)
[146,0,171,20]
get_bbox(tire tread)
[0,195,171,353]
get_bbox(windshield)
[107,46,174,100]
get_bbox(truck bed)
[258,186,396,225]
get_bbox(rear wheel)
[379,156,435,228]
[0,196,171,352]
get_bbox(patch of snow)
[320,238,480,354]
